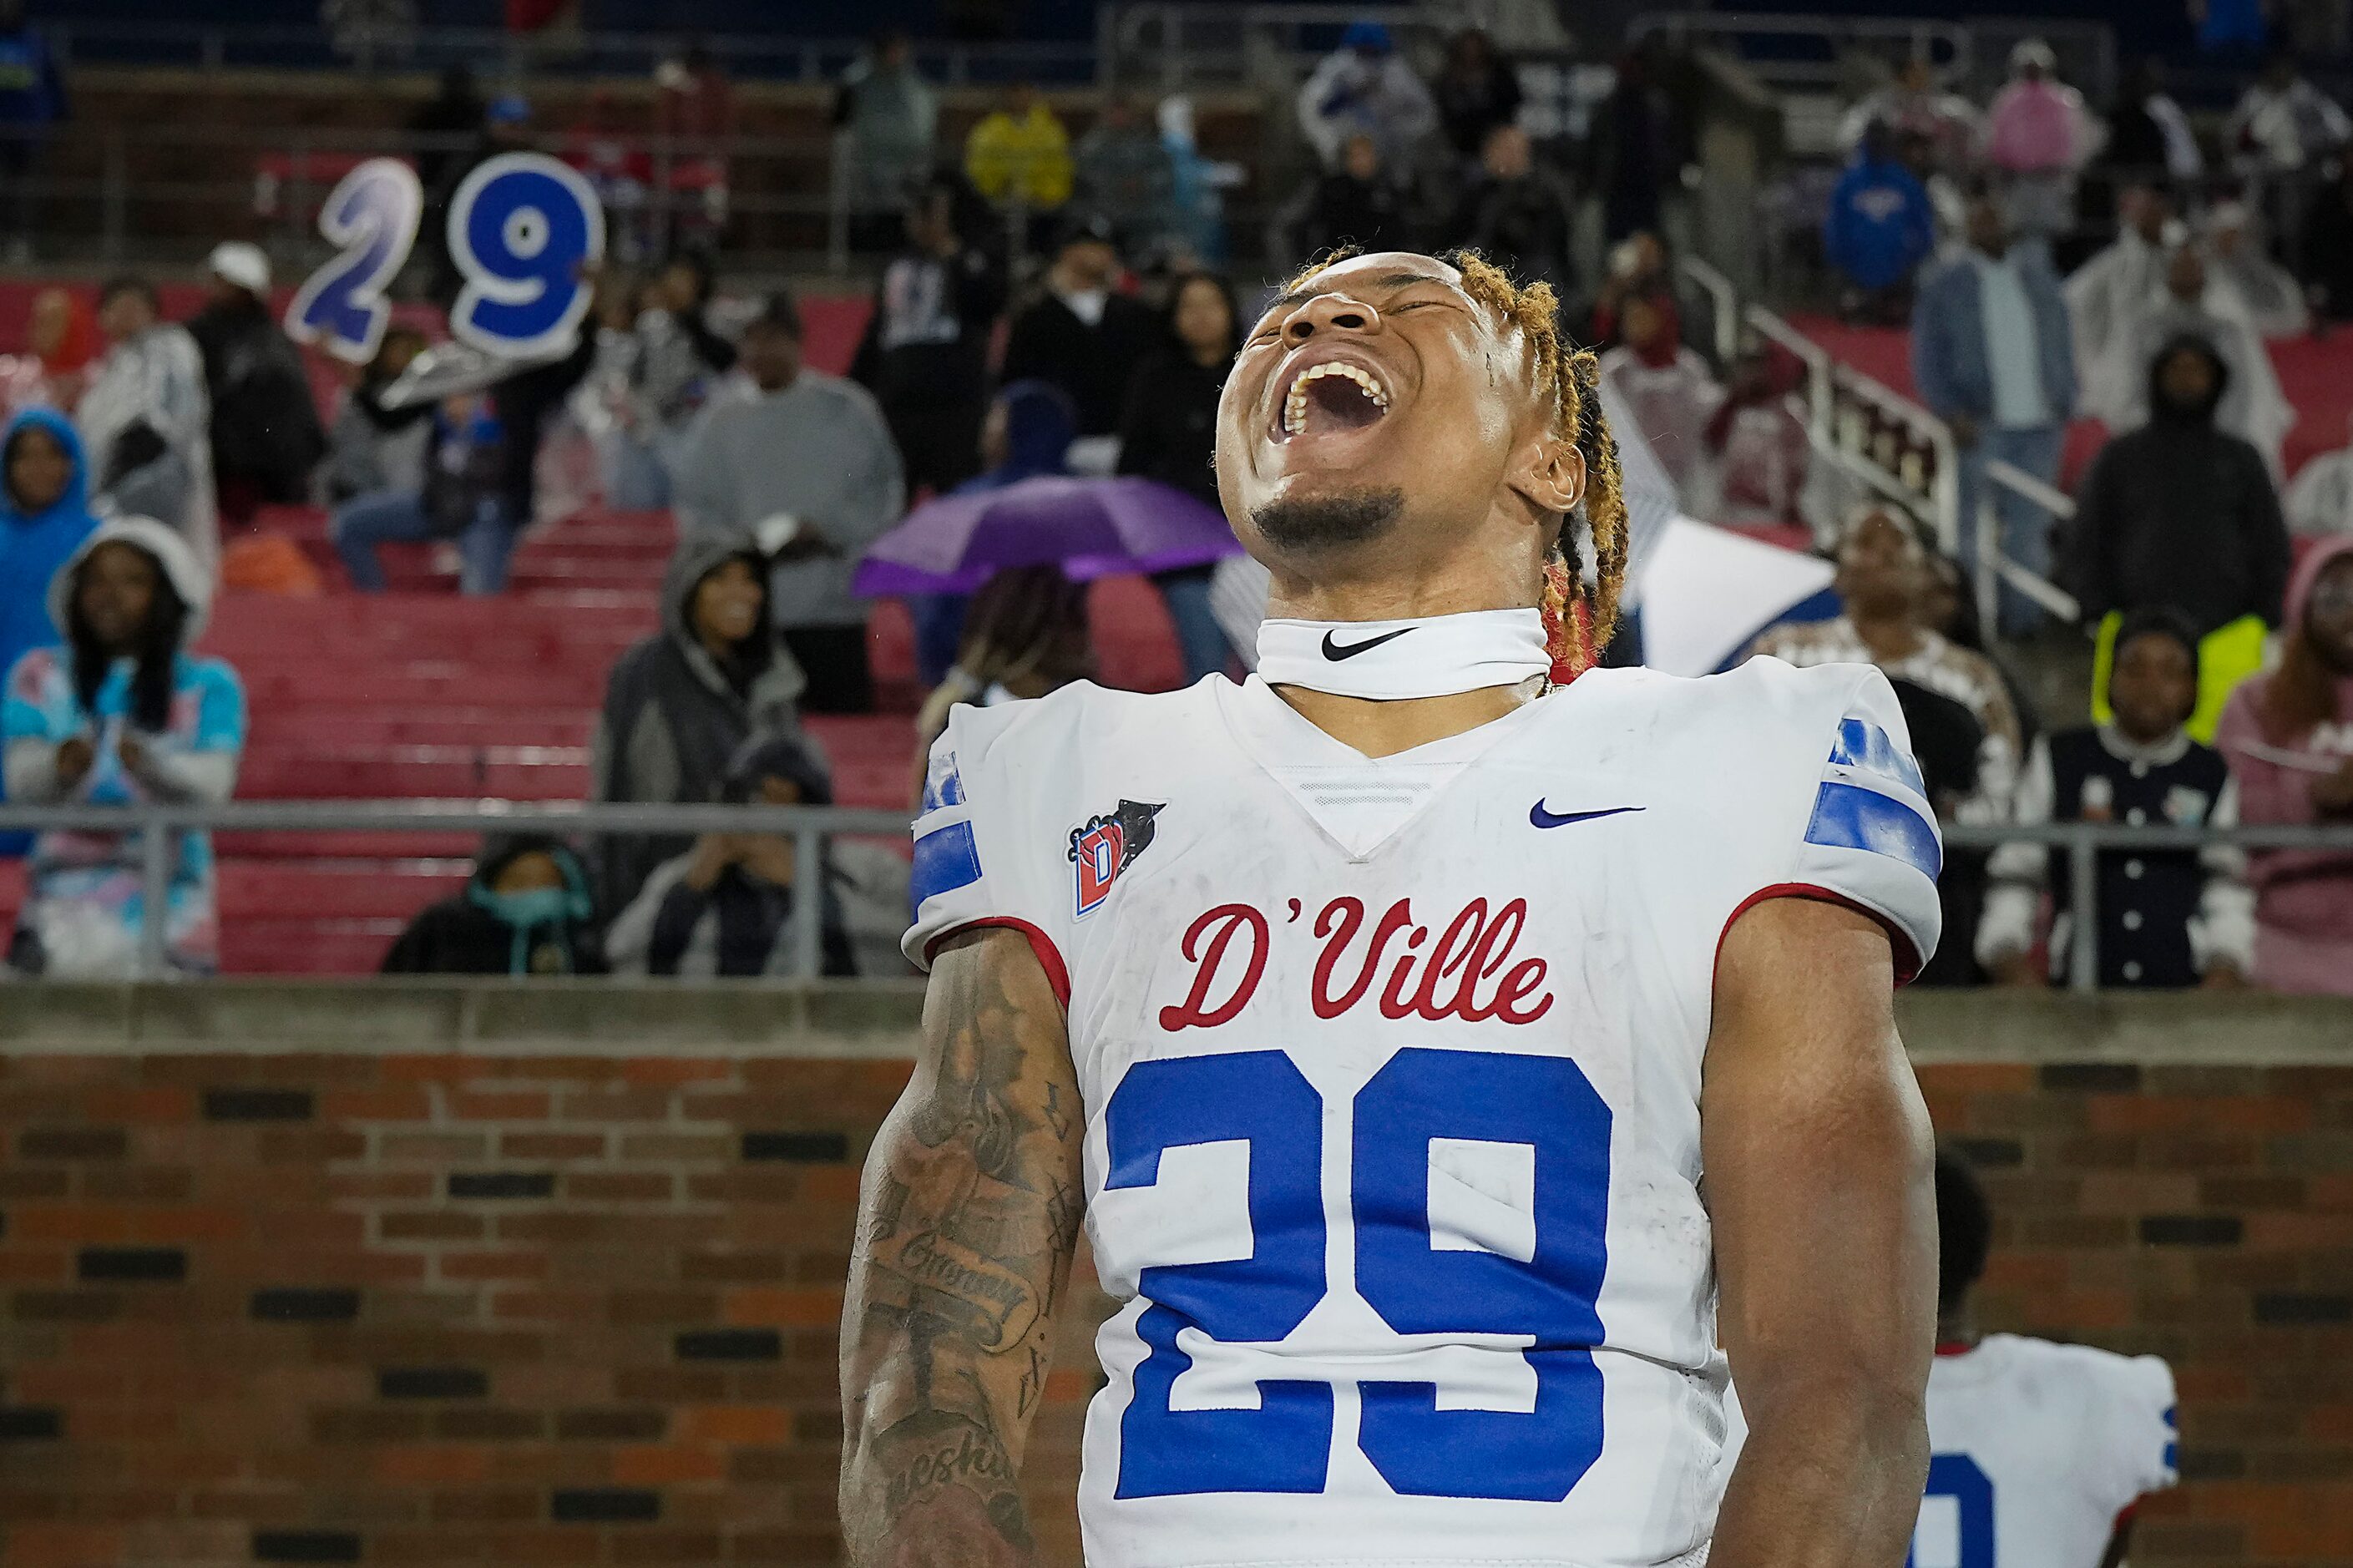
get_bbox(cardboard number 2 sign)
[285,151,603,365]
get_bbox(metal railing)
[1941,821,2353,993]
[0,800,909,983]
[3,802,2345,994]
[1979,457,2082,630]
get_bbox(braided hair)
[1277,248,1632,683]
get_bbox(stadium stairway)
[0,500,1195,975]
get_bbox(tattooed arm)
[841,927,1087,1568]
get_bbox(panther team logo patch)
[1068,800,1165,918]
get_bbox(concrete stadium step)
[221,918,405,975]
[215,860,468,921]
[236,752,591,801]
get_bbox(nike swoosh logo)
[1321,627,1414,660]
[1529,803,1647,830]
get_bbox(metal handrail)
[0,800,910,983]
[1942,821,2353,992]
[1677,255,1741,365]
[1978,457,2082,627]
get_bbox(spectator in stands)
[2099,58,2202,189]
[1748,504,2022,984]
[2215,537,2353,994]
[1703,345,1811,529]
[380,835,603,976]
[674,292,903,713]
[0,410,97,698]
[908,378,1079,688]
[1591,38,1694,245]
[911,564,1095,807]
[1836,56,1981,179]
[600,250,737,511]
[2204,200,2309,338]
[77,276,215,579]
[2068,333,2290,640]
[2065,180,2178,396]
[1983,39,2091,245]
[1157,93,1235,268]
[655,40,734,144]
[2225,47,2350,275]
[20,286,96,412]
[851,169,1005,497]
[1432,28,1522,164]
[330,387,519,595]
[605,731,854,979]
[1587,230,1673,350]
[964,83,1074,250]
[184,242,326,526]
[1912,191,2077,635]
[2286,412,2353,536]
[1001,216,1161,442]
[1119,271,1242,681]
[2093,245,2294,478]
[1447,124,1577,298]
[1823,120,1937,326]
[1598,292,1720,504]
[408,63,482,201]
[833,30,937,252]
[1075,92,1177,257]
[428,93,534,304]
[1297,21,1438,175]
[1294,132,1416,260]
[591,530,815,918]
[1981,608,2254,987]
[0,0,65,265]
[2,517,243,978]
[1748,503,2022,832]
[323,326,430,505]
[2305,155,2353,321]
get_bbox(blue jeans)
[1956,422,2066,637]
[1154,566,1234,682]
[332,489,519,595]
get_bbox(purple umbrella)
[853,476,1242,596]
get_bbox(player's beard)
[1251,486,1407,554]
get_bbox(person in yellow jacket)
[964,83,1075,237]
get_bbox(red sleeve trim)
[1717,882,1925,988]
[926,918,1072,1011]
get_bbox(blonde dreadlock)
[1278,248,1632,683]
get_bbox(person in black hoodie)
[1117,270,1239,679]
[381,835,603,976]
[850,169,1006,493]
[1293,131,1415,260]
[184,242,327,523]
[2066,332,2292,638]
[591,529,817,917]
[999,214,1161,438]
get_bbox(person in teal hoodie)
[0,407,99,852]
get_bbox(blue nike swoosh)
[1529,803,1647,830]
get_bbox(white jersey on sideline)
[1722,1335,2178,1568]
[905,660,1942,1568]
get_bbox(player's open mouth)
[1272,360,1391,443]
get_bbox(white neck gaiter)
[1255,608,1550,699]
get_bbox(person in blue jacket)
[0,407,99,851]
[1824,121,1936,324]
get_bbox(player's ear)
[1507,434,1585,521]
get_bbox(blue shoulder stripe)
[1804,781,1942,880]
[910,819,984,908]
[1828,716,1926,797]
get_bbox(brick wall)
[0,996,2347,1567]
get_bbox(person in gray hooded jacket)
[590,529,820,918]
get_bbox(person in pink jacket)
[2215,534,2353,993]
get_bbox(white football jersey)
[1912,1338,2178,1568]
[905,660,1942,1568]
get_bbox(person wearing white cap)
[1,516,245,978]
[186,236,325,523]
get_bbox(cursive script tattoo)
[842,928,1085,1568]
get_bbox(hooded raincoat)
[2214,536,2353,994]
[590,531,817,915]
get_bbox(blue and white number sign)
[284,157,423,364]
[445,152,604,358]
